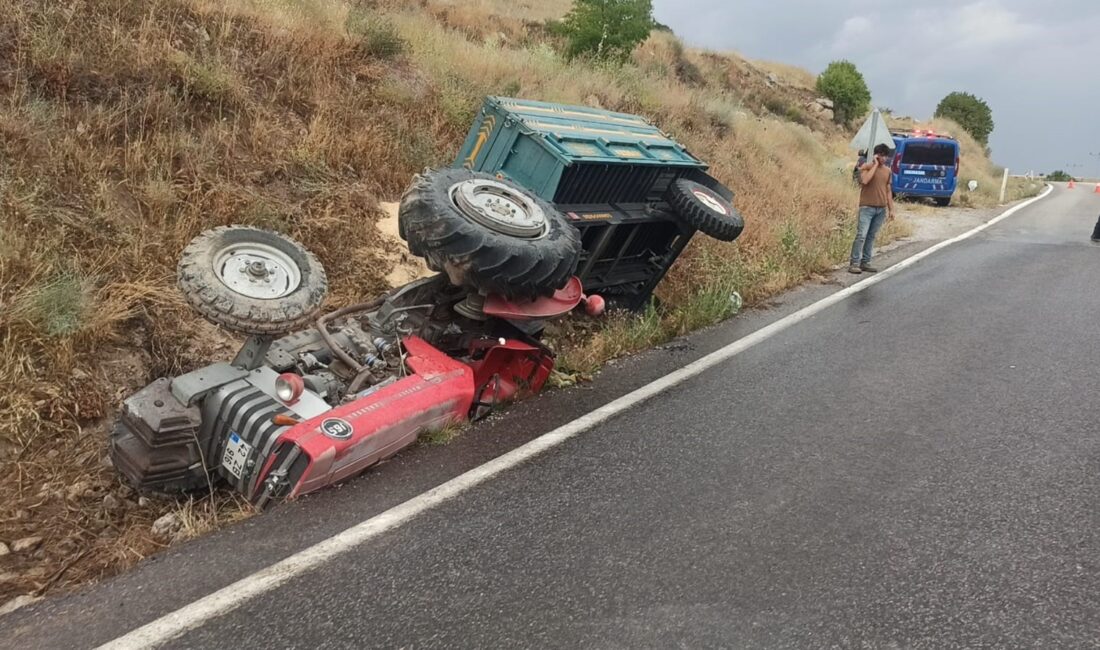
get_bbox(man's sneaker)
[847,264,862,274]
[860,264,879,273]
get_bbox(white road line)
[99,185,1054,649]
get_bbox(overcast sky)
[653,0,1100,175]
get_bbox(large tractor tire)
[399,169,581,299]
[177,226,328,336]
[664,178,745,242]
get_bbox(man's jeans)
[850,206,887,266]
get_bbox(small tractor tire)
[177,226,328,336]
[665,179,745,242]
[399,169,581,299]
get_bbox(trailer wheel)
[934,197,951,207]
[399,169,581,299]
[665,179,745,242]
[177,226,328,335]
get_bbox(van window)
[901,142,956,167]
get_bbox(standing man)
[849,143,896,274]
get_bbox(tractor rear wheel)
[399,169,581,299]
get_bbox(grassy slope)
[0,0,1036,600]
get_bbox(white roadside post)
[999,168,1010,203]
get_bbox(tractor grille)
[554,164,686,204]
[202,380,290,497]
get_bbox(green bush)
[559,0,655,63]
[347,11,406,59]
[1045,170,1074,182]
[815,60,871,123]
[934,91,994,146]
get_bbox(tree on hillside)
[934,91,994,146]
[815,60,871,123]
[559,0,655,63]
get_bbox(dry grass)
[0,0,428,601]
[753,58,818,90]
[0,0,1005,603]
[417,419,468,447]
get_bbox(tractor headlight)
[275,373,305,404]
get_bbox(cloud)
[836,15,873,44]
[830,1,1041,65]
[948,0,1041,47]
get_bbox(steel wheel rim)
[693,189,729,216]
[450,179,548,239]
[213,243,302,300]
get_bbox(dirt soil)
[896,201,1004,242]
[378,202,433,287]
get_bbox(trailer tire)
[665,178,745,242]
[934,197,951,207]
[399,169,581,299]
[177,226,328,335]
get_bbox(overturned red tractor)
[110,98,744,506]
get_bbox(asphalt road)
[6,183,1100,648]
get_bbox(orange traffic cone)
[1094,183,1100,194]
[1069,179,1076,189]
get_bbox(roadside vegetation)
[552,0,656,62]
[816,60,872,124]
[935,91,995,148]
[0,0,1039,605]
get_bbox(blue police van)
[889,130,960,206]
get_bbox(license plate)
[222,432,253,480]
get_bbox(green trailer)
[454,97,743,309]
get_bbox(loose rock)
[66,481,91,500]
[0,542,9,556]
[0,595,42,616]
[151,512,183,538]
[11,536,43,553]
[103,493,122,510]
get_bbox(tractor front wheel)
[177,226,328,335]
